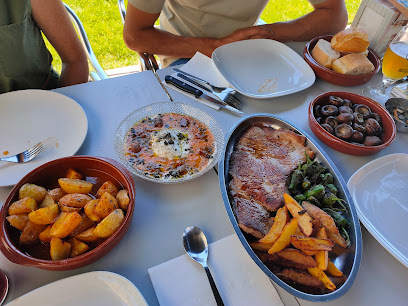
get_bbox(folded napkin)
[148,234,284,306]
[163,52,232,110]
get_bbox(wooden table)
[1,41,407,305]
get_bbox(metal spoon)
[183,226,225,306]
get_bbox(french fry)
[268,218,298,254]
[275,248,317,268]
[66,168,83,180]
[50,237,71,260]
[302,202,339,235]
[50,212,82,238]
[250,241,274,252]
[70,237,89,257]
[326,260,343,277]
[97,181,119,198]
[300,249,318,256]
[291,236,334,251]
[6,214,29,231]
[314,227,328,270]
[19,183,47,203]
[94,209,124,238]
[8,197,37,215]
[28,203,59,225]
[284,193,313,237]
[260,206,288,245]
[307,267,336,291]
[58,178,93,194]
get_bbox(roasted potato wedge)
[58,178,93,194]
[19,183,47,203]
[48,188,66,202]
[260,206,288,245]
[28,203,59,225]
[326,260,344,277]
[95,192,118,218]
[327,230,348,248]
[268,218,298,254]
[66,168,83,180]
[94,209,124,238]
[50,212,82,238]
[6,214,29,231]
[58,193,92,208]
[314,227,329,270]
[39,194,56,208]
[250,241,274,252]
[97,181,119,198]
[8,197,37,215]
[75,227,99,243]
[277,268,325,290]
[307,267,336,291]
[116,189,130,210]
[84,199,102,222]
[69,213,95,237]
[50,237,71,260]
[291,236,335,251]
[70,237,89,257]
[39,225,53,243]
[19,220,47,245]
[284,193,313,237]
[302,202,339,235]
[275,248,317,268]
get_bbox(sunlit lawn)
[47,0,361,73]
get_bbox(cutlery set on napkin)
[163,52,244,116]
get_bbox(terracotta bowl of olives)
[308,92,396,156]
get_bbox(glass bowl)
[114,102,224,183]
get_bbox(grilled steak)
[229,125,314,238]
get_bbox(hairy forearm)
[124,27,220,58]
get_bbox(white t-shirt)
[128,0,327,39]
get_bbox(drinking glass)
[363,25,408,104]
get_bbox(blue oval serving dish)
[218,113,362,302]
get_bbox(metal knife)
[164,75,244,116]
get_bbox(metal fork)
[175,73,243,110]
[0,142,43,163]
[173,68,233,93]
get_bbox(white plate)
[212,39,315,99]
[0,90,88,186]
[7,271,148,306]
[347,153,408,268]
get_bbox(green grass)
[46,0,361,73]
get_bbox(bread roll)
[311,39,340,68]
[332,53,375,75]
[331,27,369,53]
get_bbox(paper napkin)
[148,234,284,306]
[163,52,233,110]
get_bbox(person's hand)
[218,25,274,46]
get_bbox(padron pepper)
[304,184,325,199]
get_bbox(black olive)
[363,135,382,146]
[328,96,344,107]
[351,130,364,143]
[355,104,372,119]
[371,112,382,123]
[337,112,354,123]
[325,116,339,129]
[335,124,353,140]
[365,118,381,135]
[353,112,365,124]
[314,105,322,117]
[342,99,353,108]
[321,105,339,116]
[339,106,353,114]
[353,122,366,134]
[321,123,334,134]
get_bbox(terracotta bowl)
[303,35,381,86]
[309,92,396,156]
[0,156,135,271]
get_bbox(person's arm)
[31,0,89,87]
[123,4,273,58]
[264,0,348,42]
